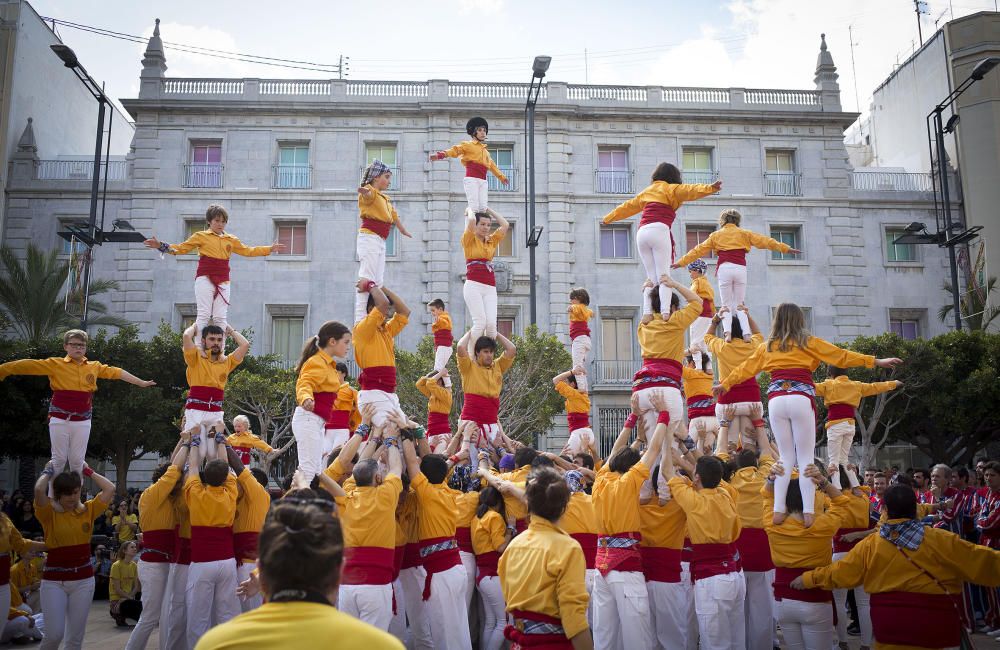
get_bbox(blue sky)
[28,0,1000,116]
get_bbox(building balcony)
[764,172,802,196]
[488,167,517,192]
[849,171,933,192]
[682,170,719,185]
[358,165,400,190]
[183,163,224,188]
[592,359,635,386]
[272,164,312,189]
[595,170,633,194]
[35,159,127,181]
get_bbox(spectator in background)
[94,506,114,538]
[15,499,43,538]
[113,499,139,545]
[5,495,24,519]
[110,540,142,626]
[93,544,113,600]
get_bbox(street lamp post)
[922,56,999,331]
[524,55,551,326]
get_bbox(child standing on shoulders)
[567,288,594,392]
[416,369,453,454]
[815,367,902,466]
[686,259,715,371]
[428,299,454,387]
[144,204,283,344]
[552,370,594,456]
[430,117,508,213]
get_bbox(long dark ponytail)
[296,321,350,373]
[476,486,507,522]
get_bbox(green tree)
[222,363,297,478]
[0,244,128,344]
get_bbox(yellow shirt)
[682,366,714,399]
[762,489,850,567]
[691,275,714,303]
[499,466,530,523]
[569,304,593,323]
[411,473,459,541]
[457,353,514,398]
[233,469,271,537]
[638,299,702,360]
[0,356,121,392]
[138,466,181,533]
[332,384,361,430]
[112,513,139,542]
[335,475,402,550]
[295,349,341,405]
[398,491,419,546]
[438,140,507,181]
[432,312,452,333]
[174,496,191,540]
[560,493,598,537]
[9,559,39,594]
[167,230,272,260]
[815,376,900,426]
[602,181,719,224]
[184,348,241,390]
[357,185,399,235]
[666,477,741,544]
[471,510,506,555]
[592,461,650,535]
[194,601,404,650]
[353,309,408,368]
[461,229,504,261]
[555,381,590,414]
[226,432,273,454]
[415,377,452,414]
[716,453,775,529]
[720,337,876,392]
[109,560,138,601]
[705,333,764,380]
[674,222,790,268]
[498,517,590,639]
[456,490,480,531]
[184,474,238,528]
[323,456,350,485]
[639,499,687,549]
[0,517,28,556]
[35,497,106,549]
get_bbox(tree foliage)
[222,362,297,479]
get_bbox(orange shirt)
[705,333,764,380]
[638,300,702,360]
[456,491,480,530]
[332,384,361,430]
[691,276,714,303]
[398,490,419,546]
[295,349,341,405]
[461,229,503,261]
[499,466,530,523]
[35,497,106,549]
[569,304,593,323]
[602,181,719,224]
[438,140,507,181]
[639,499,687,549]
[716,453,775,529]
[184,348,241,389]
[674,223,790,268]
[721,337,875,391]
[167,230,272,260]
[555,381,590,414]
[353,309,408,368]
[592,461,649,535]
[682,366,714,399]
[471,510,506,555]
[323,456,351,485]
[174,496,191,539]
[233,470,271,536]
[666,477,741,544]
[762,489,850,567]
[226,432,273,454]
[432,312,452,333]
[560,492,598,536]
[0,516,29,556]
[138,466,181,533]
[184,475,237,528]
[357,186,399,235]
[457,353,514,398]
[416,377,452,414]
[411,473,459,541]
[815,376,900,426]
[0,356,121,392]
[335,475,403,550]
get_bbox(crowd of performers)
[0,116,998,650]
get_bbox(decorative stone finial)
[16,117,36,154]
[141,18,167,78]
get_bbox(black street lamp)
[915,56,1000,332]
[524,55,550,326]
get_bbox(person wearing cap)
[430,117,508,214]
[685,258,715,371]
[356,160,412,326]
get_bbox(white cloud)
[457,0,505,15]
[138,22,267,80]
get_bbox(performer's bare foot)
[772,512,787,525]
[724,332,732,343]
[803,513,816,528]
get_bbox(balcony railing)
[488,167,517,192]
[35,159,127,181]
[183,163,224,188]
[597,407,633,458]
[850,171,933,192]
[763,172,802,196]
[595,170,633,194]
[358,165,400,190]
[682,170,719,184]
[592,359,635,386]
[272,164,312,189]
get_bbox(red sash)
[325,409,350,430]
[190,526,235,563]
[50,390,93,421]
[734,526,773,572]
[465,161,488,180]
[233,446,253,464]
[826,403,855,423]
[233,531,259,563]
[716,249,747,269]
[566,412,590,433]
[475,550,500,584]
[686,394,716,419]
[43,544,94,581]
[359,366,397,393]
[434,329,454,347]
[186,385,224,412]
[420,536,462,600]
[360,218,392,240]
[516,519,527,534]
[569,321,591,339]
[174,535,192,565]
[461,393,500,425]
[466,258,496,286]
[595,532,643,577]
[773,566,830,603]
[400,542,422,571]
[689,542,741,581]
[870,591,962,648]
[639,203,678,265]
[768,368,816,408]
[196,255,231,284]
[569,533,597,570]
[0,556,10,584]
[140,529,175,564]
[632,358,683,393]
[426,411,450,436]
[342,546,395,585]
[311,391,337,422]
[640,546,682,583]
[505,610,572,649]
[393,546,404,581]
[719,378,760,405]
[456,527,474,554]
[833,527,869,553]
[700,298,715,318]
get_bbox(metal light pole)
[524,56,550,326]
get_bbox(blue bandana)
[879,518,925,551]
[565,470,585,494]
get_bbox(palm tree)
[939,276,1000,331]
[0,244,129,344]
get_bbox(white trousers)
[689,316,713,369]
[585,568,598,632]
[826,420,856,467]
[463,280,498,355]
[399,566,434,650]
[566,428,595,456]
[592,570,652,650]
[160,563,188,650]
[322,428,350,466]
[571,335,592,392]
[424,565,472,650]
[687,417,719,448]
[694,571,747,650]
[433,345,453,374]
[681,562,699,650]
[389,578,407,642]
[477,575,506,650]
[636,386,684,452]
[460,551,476,609]
[769,394,818,514]
[237,561,262,612]
[716,263,750,336]
[185,559,241,649]
[292,407,326,482]
[356,389,406,429]
[636,222,674,315]
[194,275,230,336]
[775,598,833,650]
[124,560,170,650]
[647,580,691,650]
[40,577,94,650]
[744,570,775,650]
[48,417,89,490]
[833,551,873,646]
[463,176,488,213]
[184,408,222,464]
[339,583,393,631]
[355,232,387,325]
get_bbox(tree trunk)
[114,448,132,497]
[17,455,36,498]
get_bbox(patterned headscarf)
[448,464,478,493]
[879,518,925,551]
[565,470,585,494]
[361,159,390,187]
[687,259,708,273]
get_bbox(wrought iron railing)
[272,164,312,189]
[595,170,633,194]
[763,172,802,196]
[183,163,224,188]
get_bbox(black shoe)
[847,621,861,636]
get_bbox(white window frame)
[494,221,518,260]
[767,223,807,265]
[595,219,634,263]
[682,223,718,265]
[271,218,310,261]
[888,308,925,340]
[883,226,922,266]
